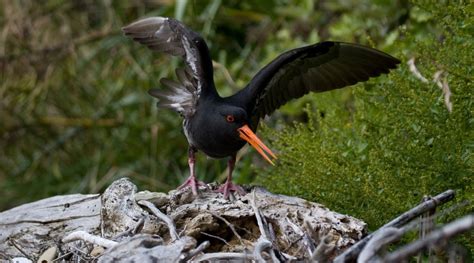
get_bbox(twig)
[311,233,338,263]
[132,216,146,235]
[206,210,244,246]
[52,252,73,262]
[254,237,272,262]
[383,214,474,262]
[138,200,179,241]
[267,221,278,248]
[250,189,280,263]
[396,199,470,235]
[357,199,470,263]
[407,57,429,83]
[407,57,453,113]
[357,227,403,262]
[285,216,313,256]
[433,70,452,112]
[384,190,454,230]
[201,232,229,246]
[193,252,254,261]
[417,195,436,263]
[70,245,93,262]
[282,234,303,253]
[180,241,210,262]
[251,190,269,240]
[334,189,455,263]
[62,231,117,248]
[113,216,146,240]
[303,219,319,249]
[8,238,29,258]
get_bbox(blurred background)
[0,0,472,251]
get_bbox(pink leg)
[178,147,206,195]
[216,155,246,199]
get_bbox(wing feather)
[230,42,400,121]
[123,17,217,117]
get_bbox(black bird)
[123,17,400,198]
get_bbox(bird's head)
[217,106,277,165]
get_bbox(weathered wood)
[0,178,367,261]
[383,215,474,263]
[334,189,456,263]
[0,193,100,258]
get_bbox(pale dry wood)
[0,194,101,258]
[334,189,455,263]
[137,200,178,241]
[0,178,367,261]
[357,227,403,263]
[62,230,118,248]
[383,214,474,263]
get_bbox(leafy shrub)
[258,0,473,253]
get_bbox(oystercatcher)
[123,17,400,198]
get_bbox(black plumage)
[123,17,400,198]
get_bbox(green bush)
[258,0,473,254]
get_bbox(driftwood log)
[0,178,367,262]
[2,179,471,262]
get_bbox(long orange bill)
[238,124,277,165]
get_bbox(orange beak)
[238,124,277,165]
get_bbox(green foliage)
[258,0,473,254]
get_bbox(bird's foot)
[178,175,207,195]
[216,181,246,199]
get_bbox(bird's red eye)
[226,115,235,123]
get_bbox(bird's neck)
[200,81,220,99]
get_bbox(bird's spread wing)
[122,17,215,117]
[232,41,400,122]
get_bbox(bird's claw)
[216,181,246,199]
[178,176,207,195]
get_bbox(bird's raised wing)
[231,41,400,122]
[122,17,216,117]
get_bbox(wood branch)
[407,57,429,83]
[254,237,273,262]
[0,178,366,261]
[62,231,117,248]
[311,233,338,263]
[180,240,210,261]
[0,194,101,257]
[383,214,474,262]
[138,200,178,241]
[251,189,280,262]
[206,210,243,245]
[334,189,455,263]
[193,252,255,261]
[357,227,403,262]
[98,234,194,262]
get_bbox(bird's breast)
[183,118,246,158]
